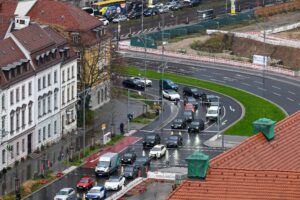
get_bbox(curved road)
[123,51,300,115]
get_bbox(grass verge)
[126,67,286,136]
[132,112,157,124]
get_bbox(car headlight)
[196,127,199,129]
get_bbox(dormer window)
[71,32,80,44]
[51,48,57,59]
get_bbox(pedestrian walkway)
[204,134,249,148]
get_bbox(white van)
[206,106,220,121]
[95,152,120,176]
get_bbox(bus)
[92,0,127,17]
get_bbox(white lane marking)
[287,98,295,102]
[235,74,250,79]
[212,72,223,75]
[241,83,251,86]
[202,74,212,78]
[273,92,281,96]
[254,81,263,85]
[222,120,228,126]
[229,106,235,112]
[272,85,281,90]
[258,87,266,91]
[223,77,237,81]
[210,78,226,83]
[288,91,296,95]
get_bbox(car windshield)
[108,177,120,182]
[80,179,89,183]
[152,147,161,151]
[124,153,132,158]
[124,166,134,172]
[166,80,174,84]
[167,90,177,94]
[57,190,68,195]
[174,119,182,123]
[191,88,198,92]
[208,110,217,114]
[169,136,178,140]
[187,98,196,102]
[184,112,192,116]
[97,161,110,168]
[89,189,99,193]
[146,135,155,140]
[191,122,199,126]
[136,157,146,163]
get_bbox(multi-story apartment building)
[0,23,77,170]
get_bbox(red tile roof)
[0,37,26,68]
[27,0,102,32]
[43,26,67,46]
[12,23,55,53]
[168,111,300,200]
[0,0,17,39]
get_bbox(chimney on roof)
[253,118,276,141]
[186,152,209,180]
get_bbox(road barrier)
[119,43,297,77]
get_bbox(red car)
[76,176,95,190]
[185,103,195,112]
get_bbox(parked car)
[144,7,159,16]
[166,135,183,148]
[206,106,221,121]
[76,176,95,190]
[183,86,206,99]
[105,176,126,191]
[86,186,107,200]
[188,119,205,133]
[184,96,198,110]
[134,156,151,169]
[106,12,118,22]
[143,134,161,148]
[171,118,187,129]
[170,2,184,10]
[122,79,145,91]
[112,15,128,23]
[149,144,167,158]
[165,1,177,9]
[183,110,194,122]
[128,11,142,19]
[99,17,109,26]
[189,0,201,7]
[95,152,120,176]
[121,152,137,165]
[160,79,178,91]
[123,165,139,179]
[54,188,76,200]
[130,76,152,86]
[163,89,180,101]
[185,103,195,113]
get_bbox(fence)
[255,1,300,16]
[131,11,255,49]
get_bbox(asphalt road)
[25,79,241,200]
[123,52,300,115]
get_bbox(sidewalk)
[0,97,146,196]
[204,134,249,148]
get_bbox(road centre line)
[257,87,266,91]
[287,98,295,102]
[273,92,281,96]
[254,81,263,85]
[288,91,296,95]
[241,82,251,86]
[272,85,281,90]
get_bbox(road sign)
[101,123,106,131]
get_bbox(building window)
[38,129,41,143]
[54,120,57,135]
[71,65,74,78]
[43,76,46,89]
[48,124,51,138]
[1,94,5,110]
[62,70,65,83]
[67,88,70,102]
[10,114,14,134]
[16,142,19,156]
[54,71,57,83]
[48,74,51,86]
[10,91,13,105]
[71,86,74,100]
[38,78,41,91]
[28,105,32,124]
[43,98,46,115]
[22,139,25,153]
[54,92,58,110]
[16,88,19,102]
[28,82,32,96]
[1,116,5,132]
[105,87,108,100]
[16,112,20,131]
[10,146,14,159]
[62,90,65,105]
[22,85,25,100]
[48,96,51,112]
[67,68,70,80]
[38,100,41,117]
[2,150,6,164]
[101,89,104,103]
[21,109,25,128]
[43,127,46,140]
[97,91,100,104]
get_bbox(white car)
[99,17,109,26]
[163,89,180,101]
[54,188,76,200]
[206,106,221,121]
[130,76,152,87]
[104,176,126,191]
[112,15,128,23]
[86,186,107,200]
[149,144,167,158]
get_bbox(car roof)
[208,106,219,110]
[81,176,91,180]
[169,134,181,138]
[91,186,104,190]
[185,103,193,106]
[153,144,165,148]
[60,188,73,191]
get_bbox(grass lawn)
[126,67,286,136]
[132,112,157,124]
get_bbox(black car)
[106,12,118,22]
[142,134,160,148]
[189,0,201,7]
[171,118,187,129]
[183,87,206,99]
[143,7,159,16]
[134,156,151,169]
[122,79,145,91]
[128,11,142,19]
[166,135,183,148]
[183,110,194,122]
[121,152,137,165]
[184,96,198,110]
[123,165,139,178]
[188,119,205,133]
